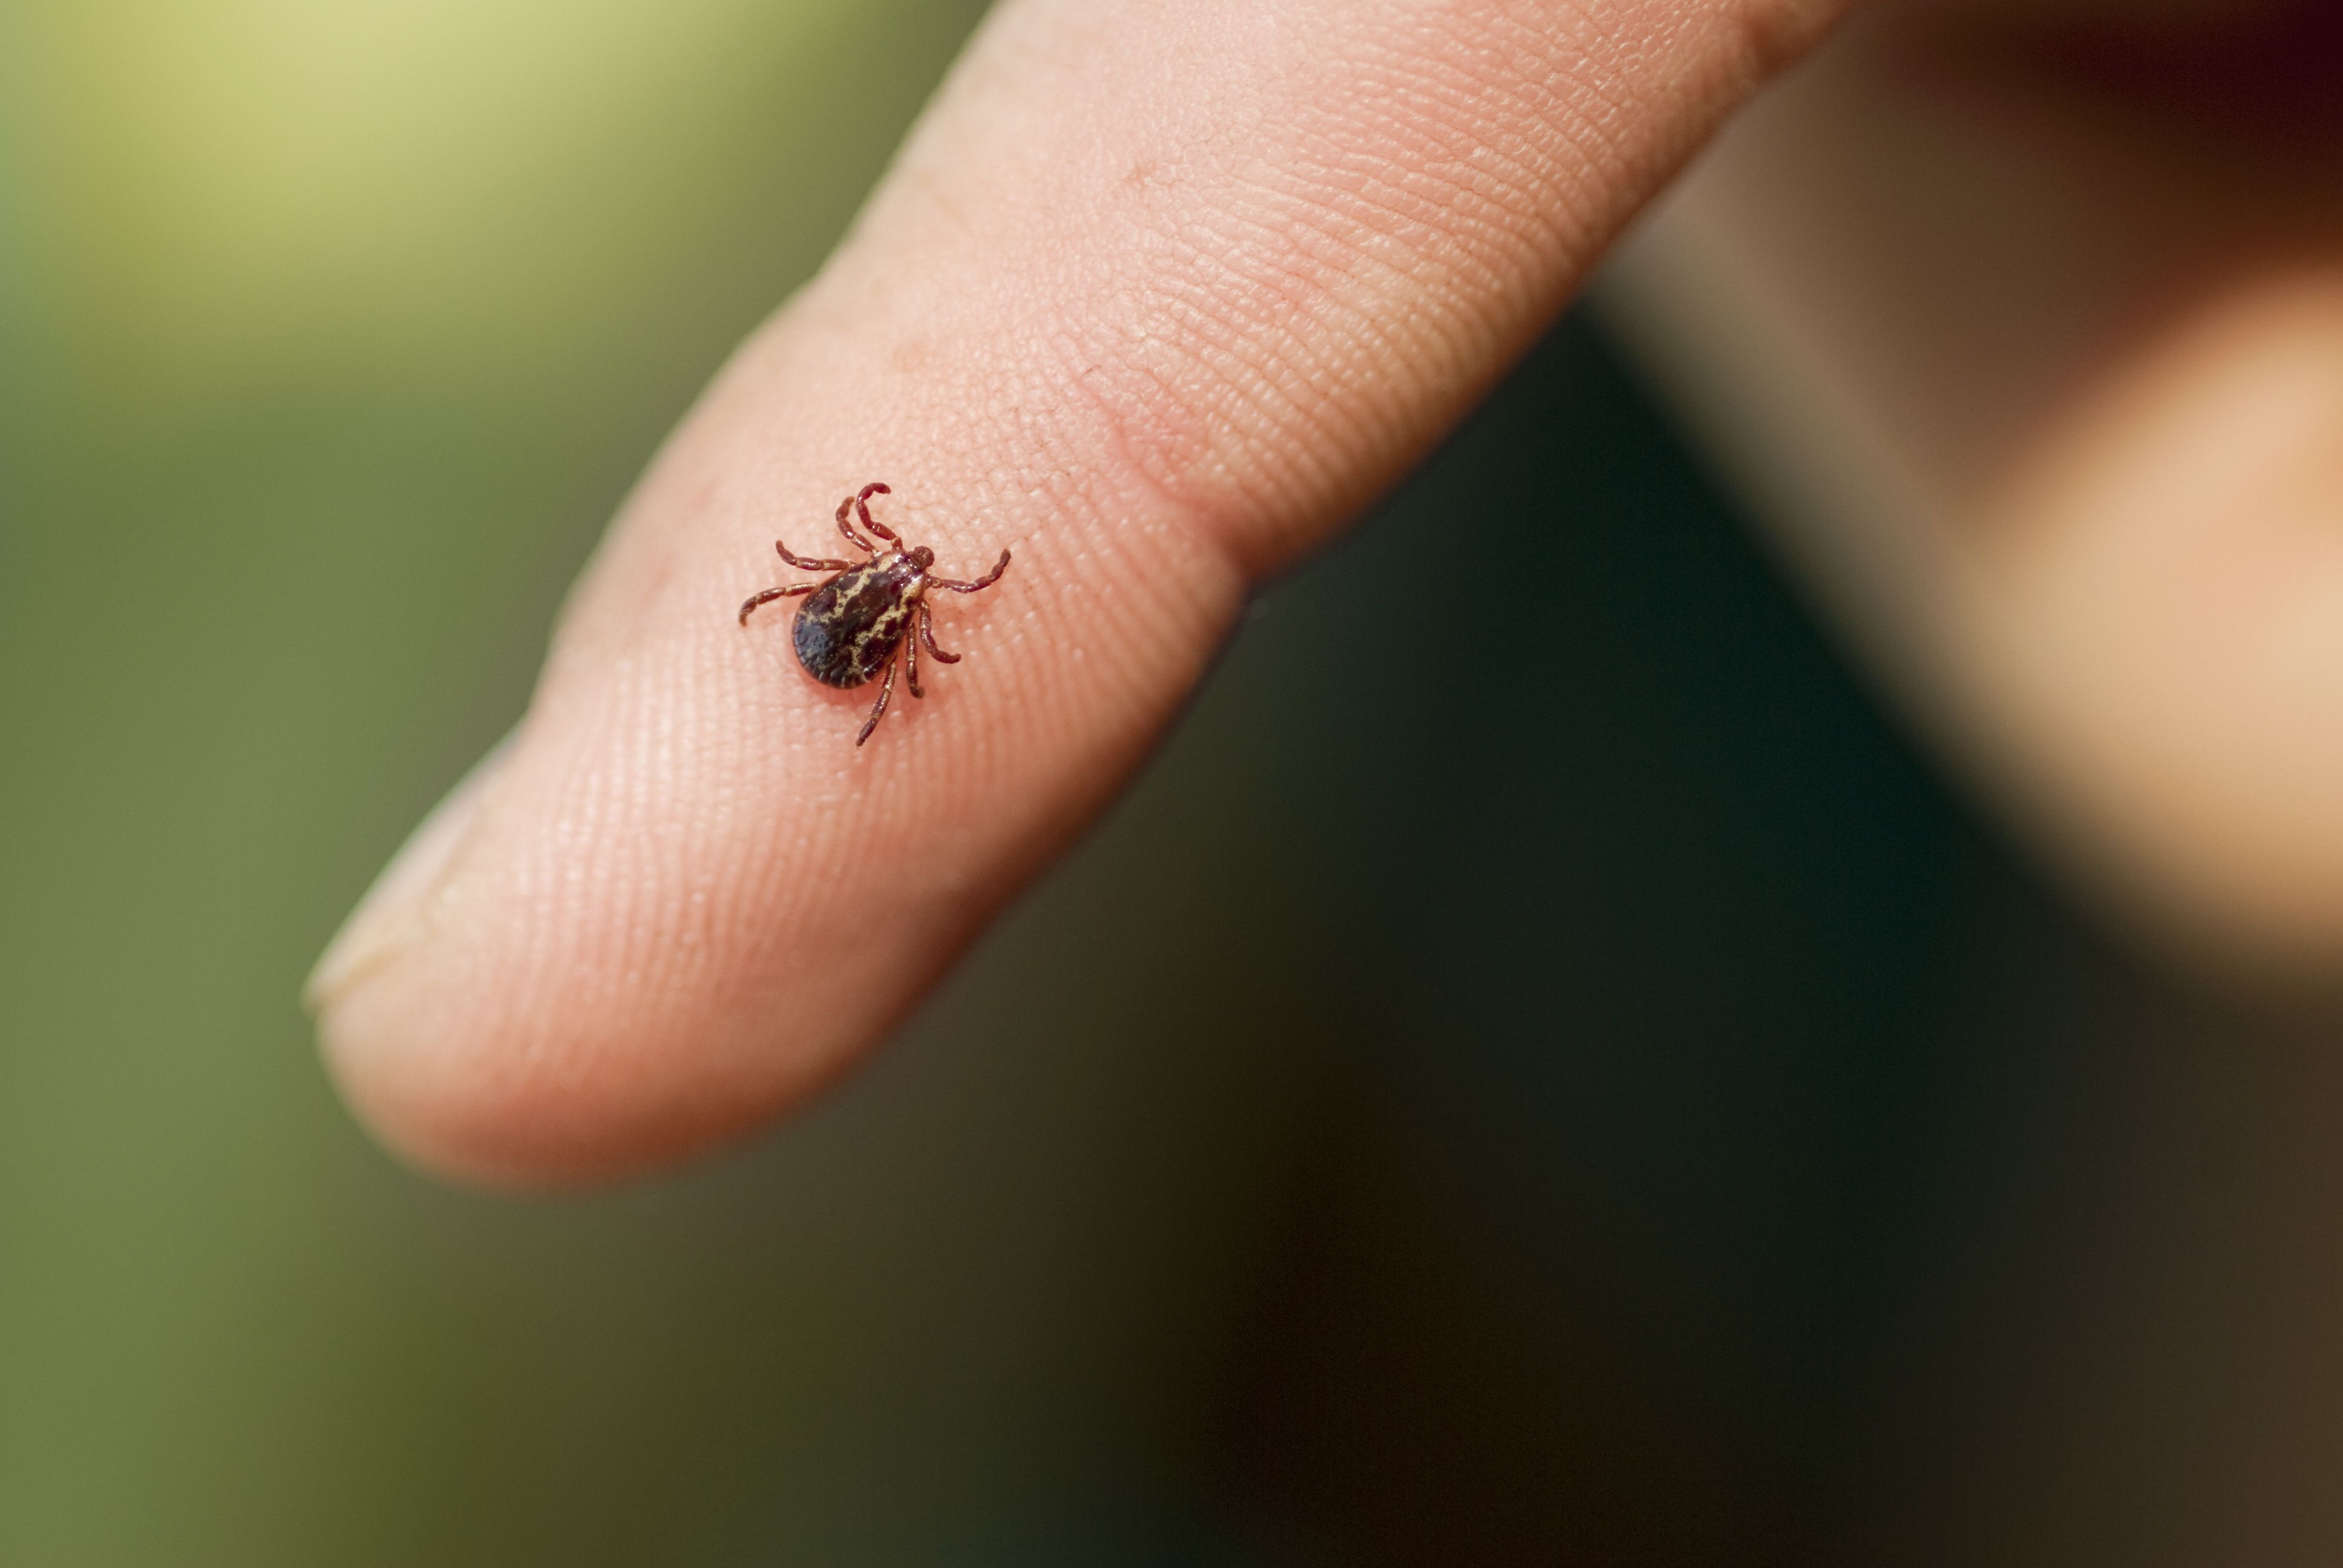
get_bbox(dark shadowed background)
[9,2,2343,1563]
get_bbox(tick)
[738,482,1012,746]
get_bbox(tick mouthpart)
[907,545,935,570]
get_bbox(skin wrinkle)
[1260,166,1484,322]
[1283,215,1502,394]
[1043,10,1685,743]
[1111,288,1342,514]
[1043,22,1675,572]
[868,5,1688,572]
[1372,26,1599,215]
[1342,113,1565,261]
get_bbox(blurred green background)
[15,2,2343,1564]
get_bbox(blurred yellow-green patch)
[19,0,931,380]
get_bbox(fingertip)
[316,905,852,1191]
[320,999,582,1191]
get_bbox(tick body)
[738,482,1011,746]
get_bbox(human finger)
[308,0,1858,1186]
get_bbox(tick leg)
[928,548,1011,595]
[918,600,962,664]
[836,482,893,552]
[835,488,877,552]
[776,538,851,572]
[738,583,816,625]
[853,482,900,544]
[856,648,899,746]
[905,620,923,699]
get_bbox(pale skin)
[306,0,2343,1187]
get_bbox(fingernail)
[303,733,515,1015]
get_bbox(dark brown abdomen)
[793,560,918,687]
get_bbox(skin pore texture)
[307,0,1858,1186]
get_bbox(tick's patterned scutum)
[793,557,923,687]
